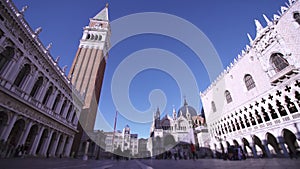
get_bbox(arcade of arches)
[0,110,74,158]
[215,127,300,158]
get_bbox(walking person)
[190,142,196,161]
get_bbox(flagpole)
[112,110,118,152]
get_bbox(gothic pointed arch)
[270,53,289,72]
[42,86,53,105]
[13,64,31,87]
[224,90,232,103]
[211,101,216,112]
[293,11,300,25]
[30,76,43,97]
[244,74,256,91]
[282,128,298,157]
[52,93,61,111]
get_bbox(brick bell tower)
[69,4,110,154]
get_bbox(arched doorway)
[226,141,230,148]
[88,142,96,158]
[233,140,239,147]
[47,132,57,156]
[220,143,224,154]
[266,132,280,157]
[242,138,252,157]
[24,124,38,154]
[283,128,299,158]
[0,111,8,137]
[7,119,25,147]
[55,135,63,156]
[253,135,266,158]
[35,129,48,155]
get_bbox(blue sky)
[13,0,287,138]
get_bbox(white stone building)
[148,101,197,157]
[0,0,84,157]
[104,125,139,157]
[200,0,300,158]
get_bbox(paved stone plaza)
[0,158,300,169]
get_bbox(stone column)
[250,142,258,158]
[64,136,74,157]
[262,140,271,158]
[277,136,289,158]
[1,114,18,141]
[62,102,71,119]
[29,126,44,155]
[50,133,61,157]
[36,80,50,102]
[18,121,33,146]
[40,129,54,156]
[47,89,58,109]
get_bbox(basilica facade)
[148,100,200,157]
[0,0,83,158]
[201,0,300,158]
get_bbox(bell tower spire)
[68,4,111,131]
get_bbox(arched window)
[211,101,216,112]
[30,77,43,97]
[13,64,31,87]
[59,100,67,115]
[244,74,256,91]
[270,53,289,72]
[225,90,232,103]
[293,11,300,25]
[52,94,61,111]
[71,110,77,124]
[42,86,53,105]
[0,46,14,72]
[66,105,73,120]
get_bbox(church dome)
[177,99,197,118]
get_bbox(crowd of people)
[155,143,197,160]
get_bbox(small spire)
[156,107,160,117]
[254,19,263,32]
[273,14,280,20]
[281,6,288,14]
[93,4,109,20]
[183,96,188,106]
[247,33,253,44]
[263,14,272,26]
